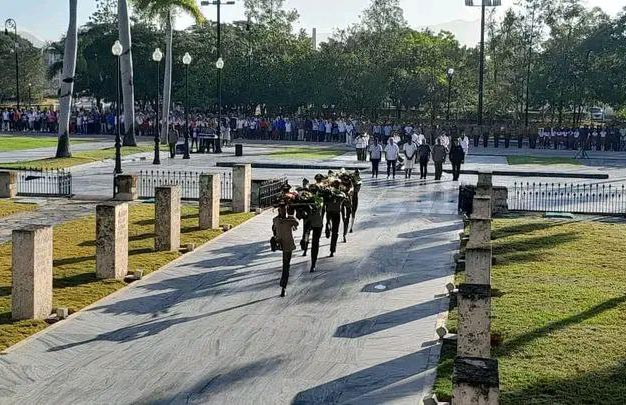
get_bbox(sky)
[6,0,625,47]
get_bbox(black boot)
[280,288,286,297]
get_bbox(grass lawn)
[268,147,346,160]
[0,145,153,170]
[0,203,254,351]
[0,200,37,219]
[0,136,88,152]
[434,216,626,404]
[506,155,581,166]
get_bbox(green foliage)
[0,33,45,104]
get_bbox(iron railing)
[258,177,288,208]
[509,182,626,215]
[136,170,232,201]
[16,168,72,197]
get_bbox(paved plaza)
[0,173,460,404]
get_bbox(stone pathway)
[0,198,99,243]
[0,178,461,404]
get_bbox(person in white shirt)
[355,133,368,161]
[384,137,400,179]
[345,121,354,146]
[285,118,292,141]
[324,120,332,142]
[403,138,418,179]
[460,134,470,156]
[368,137,383,178]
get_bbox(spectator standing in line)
[449,138,465,181]
[417,139,431,179]
[403,135,417,179]
[368,137,383,178]
[432,138,447,181]
[384,137,400,179]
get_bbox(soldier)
[273,204,299,297]
[324,181,345,258]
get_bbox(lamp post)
[4,19,20,110]
[446,68,455,124]
[200,0,235,154]
[112,40,123,174]
[152,48,163,165]
[465,0,501,127]
[182,52,192,159]
[28,83,32,108]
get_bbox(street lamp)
[200,0,235,154]
[465,0,501,127]
[182,52,192,159]
[4,19,20,110]
[28,83,32,108]
[152,47,163,165]
[446,68,455,124]
[112,39,123,174]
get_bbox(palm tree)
[119,0,137,146]
[55,0,79,158]
[132,0,204,144]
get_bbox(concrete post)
[11,225,53,320]
[155,185,181,251]
[452,357,500,405]
[477,171,493,196]
[232,164,251,213]
[457,283,492,358]
[0,171,17,198]
[199,174,221,230]
[114,174,138,201]
[464,241,492,285]
[469,218,492,245]
[95,202,129,279]
[471,195,492,219]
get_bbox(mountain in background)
[18,30,46,48]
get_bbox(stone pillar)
[115,174,138,201]
[469,217,492,245]
[0,171,17,198]
[155,185,181,252]
[464,241,492,285]
[477,171,493,196]
[452,357,500,405]
[95,202,129,279]
[457,283,491,358]
[232,164,251,213]
[11,226,53,320]
[199,174,221,230]
[471,195,492,219]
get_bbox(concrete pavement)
[0,176,461,404]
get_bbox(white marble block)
[199,174,221,230]
[232,164,251,213]
[155,185,181,252]
[0,171,17,198]
[96,202,129,279]
[457,283,491,358]
[11,225,53,320]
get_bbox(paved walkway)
[0,179,461,404]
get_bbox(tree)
[132,0,205,144]
[119,0,137,146]
[56,0,79,158]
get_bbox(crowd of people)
[4,105,626,153]
[271,170,361,297]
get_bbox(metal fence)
[509,182,626,215]
[257,177,288,208]
[16,169,72,197]
[136,170,232,201]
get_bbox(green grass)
[0,136,88,152]
[0,145,153,170]
[0,204,254,351]
[268,147,346,160]
[506,155,581,166]
[0,200,37,219]
[434,216,626,404]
